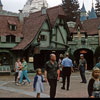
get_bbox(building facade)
[0,0,70,73]
[68,2,100,70]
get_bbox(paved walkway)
[0,71,92,98]
[0,80,49,98]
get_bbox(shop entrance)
[34,50,65,70]
[74,49,94,70]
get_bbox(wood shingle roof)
[12,5,66,50]
[0,15,23,37]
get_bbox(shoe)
[61,87,65,90]
[16,83,22,86]
[15,83,19,86]
[67,89,69,91]
[60,81,63,83]
[22,82,25,85]
[84,81,87,84]
[80,81,84,83]
[27,82,31,86]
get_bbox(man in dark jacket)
[44,54,59,98]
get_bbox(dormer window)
[9,25,16,31]
[6,35,15,43]
[8,20,17,31]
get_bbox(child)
[88,67,100,98]
[33,68,44,98]
[58,54,64,81]
[17,63,22,83]
[14,58,22,85]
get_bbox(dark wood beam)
[51,41,68,47]
[57,26,66,44]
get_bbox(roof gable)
[82,17,100,35]
[13,5,67,50]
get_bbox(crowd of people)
[14,54,100,98]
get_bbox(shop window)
[0,54,9,66]
[6,35,15,43]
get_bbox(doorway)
[74,48,94,70]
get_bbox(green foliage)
[95,0,100,17]
[62,0,80,21]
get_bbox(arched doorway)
[74,48,94,70]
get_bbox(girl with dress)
[33,68,44,98]
[14,58,22,85]
[88,67,100,98]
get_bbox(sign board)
[80,50,87,54]
[29,57,34,63]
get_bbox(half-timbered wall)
[51,18,68,49]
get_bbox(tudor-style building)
[12,6,70,71]
[0,0,70,73]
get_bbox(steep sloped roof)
[69,17,86,34]
[12,5,67,50]
[13,16,46,50]
[69,17,100,36]
[81,3,86,12]
[82,17,100,35]
[0,15,23,37]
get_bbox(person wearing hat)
[78,54,87,83]
[88,67,100,98]
[61,53,74,90]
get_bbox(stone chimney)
[41,1,47,15]
[18,10,24,23]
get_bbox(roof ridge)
[29,5,61,16]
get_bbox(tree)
[95,0,100,17]
[62,0,80,21]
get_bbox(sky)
[1,0,96,13]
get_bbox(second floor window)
[8,20,17,31]
[40,35,47,41]
[6,35,15,43]
[9,25,16,31]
